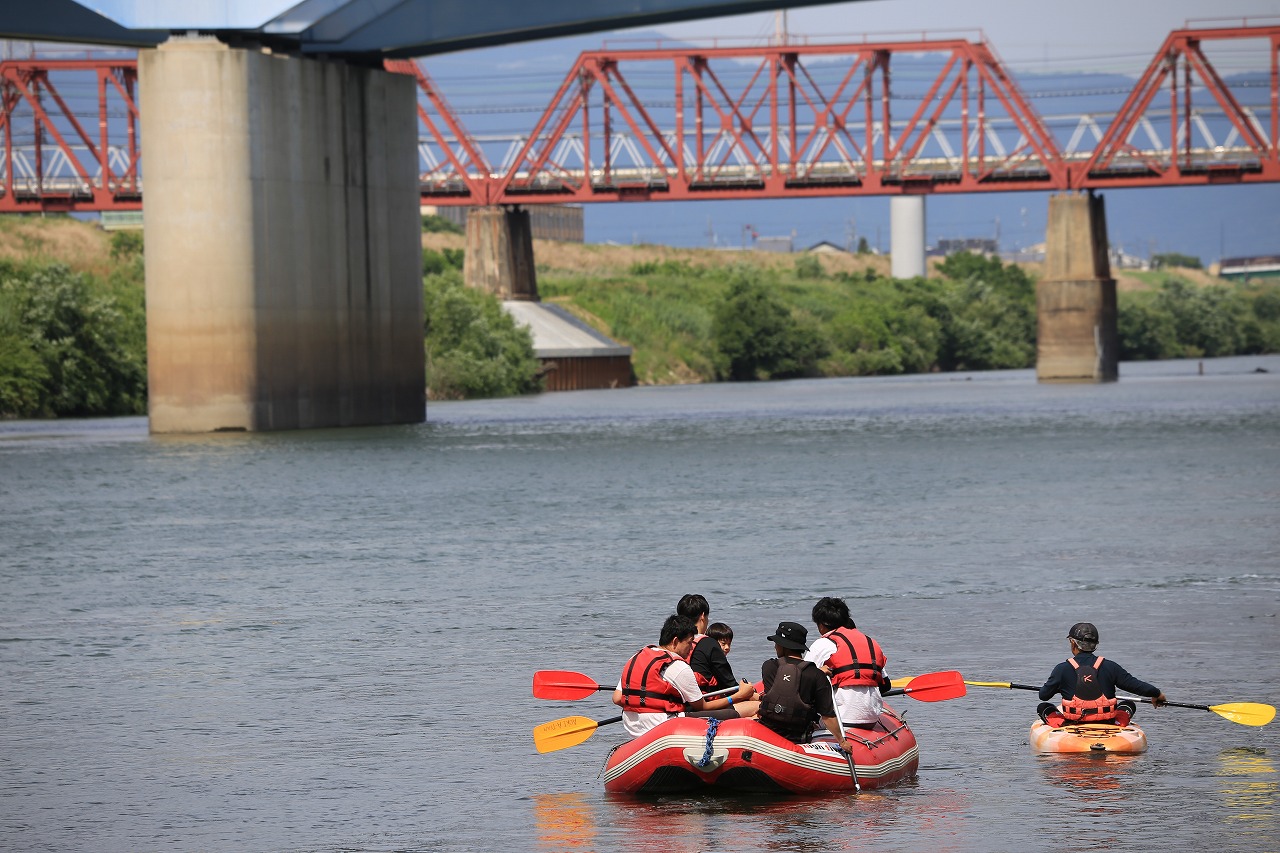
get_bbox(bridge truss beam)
[1,24,1277,213]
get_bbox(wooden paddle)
[964,680,1275,727]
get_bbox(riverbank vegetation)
[2,215,1277,417]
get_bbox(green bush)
[423,247,464,277]
[711,270,826,381]
[423,269,541,400]
[793,254,824,279]
[422,214,463,234]
[0,262,146,418]
[109,230,144,261]
[826,301,941,376]
[930,253,1037,370]
[1152,252,1202,270]
[1118,293,1181,360]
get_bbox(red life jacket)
[619,646,687,714]
[824,627,886,689]
[683,634,718,690]
[1061,656,1119,722]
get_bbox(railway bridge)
[3,3,1278,431]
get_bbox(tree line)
[3,235,1277,418]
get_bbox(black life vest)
[758,658,817,739]
[1061,656,1119,722]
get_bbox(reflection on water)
[598,785,978,853]
[1034,752,1142,797]
[532,792,598,853]
[1032,753,1144,848]
[1217,747,1277,843]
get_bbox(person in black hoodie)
[676,593,758,708]
[1038,622,1167,727]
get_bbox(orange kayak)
[1029,720,1148,754]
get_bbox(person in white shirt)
[613,614,753,738]
[803,597,890,726]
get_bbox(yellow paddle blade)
[533,715,602,754]
[1210,702,1275,727]
[964,680,1015,689]
[890,676,913,688]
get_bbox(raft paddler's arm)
[820,715,852,753]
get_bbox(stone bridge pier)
[463,206,539,300]
[1036,191,1119,382]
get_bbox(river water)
[3,356,1278,853]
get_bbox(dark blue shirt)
[1039,652,1161,702]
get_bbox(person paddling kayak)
[1037,622,1167,727]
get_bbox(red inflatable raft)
[601,710,919,794]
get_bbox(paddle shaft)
[829,680,860,793]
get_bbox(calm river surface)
[3,356,1279,853]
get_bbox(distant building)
[99,211,143,231]
[933,237,998,257]
[1109,247,1150,270]
[755,235,794,253]
[806,240,847,254]
[422,204,584,242]
[502,302,634,392]
[1002,243,1045,264]
[1218,255,1280,281]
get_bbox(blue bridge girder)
[1,0,856,58]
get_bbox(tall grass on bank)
[544,251,1278,385]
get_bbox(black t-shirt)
[688,635,736,688]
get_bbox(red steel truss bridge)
[2,22,1277,213]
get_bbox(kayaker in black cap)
[1037,622,1167,727]
[758,621,852,753]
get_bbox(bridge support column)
[464,206,539,300]
[1037,191,1118,383]
[140,38,424,433]
[890,196,926,279]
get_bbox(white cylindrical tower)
[890,196,926,279]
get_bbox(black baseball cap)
[768,621,809,651]
[1068,622,1099,649]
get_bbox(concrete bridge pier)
[464,206,539,300]
[140,38,425,433]
[1036,191,1119,382]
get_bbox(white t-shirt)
[805,635,885,725]
[617,650,703,737]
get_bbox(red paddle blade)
[533,670,603,700]
[899,670,966,702]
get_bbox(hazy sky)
[649,0,1278,70]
